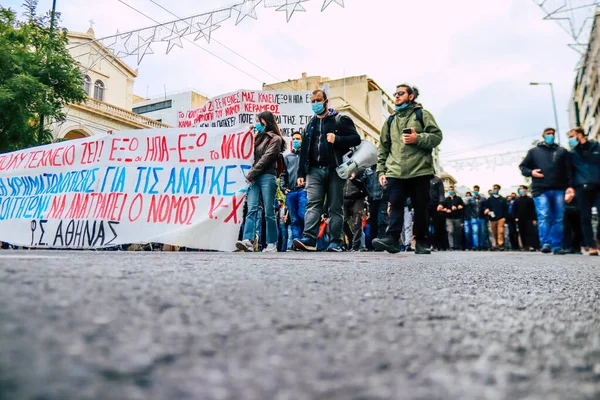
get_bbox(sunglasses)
[393,91,406,97]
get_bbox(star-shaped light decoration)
[275,0,308,22]
[321,0,344,11]
[233,0,262,25]
[136,31,155,64]
[194,13,221,43]
[113,31,134,58]
[162,24,189,54]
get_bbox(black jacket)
[464,195,487,219]
[298,110,361,178]
[486,195,508,221]
[568,140,600,188]
[519,143,570,197]
[429,176,445,207]
[280,151,302,192]
[344,168,366,200]
[512,195,536,221]
[442,195,465,219]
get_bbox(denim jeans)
[287,225,293,249]
[286,190,308,242]
[470,218,486,249]
[243,174,278,245]
[463,219,473,249]
[277,223,288,252]
[533,189,565,251]
[304,167,345,244]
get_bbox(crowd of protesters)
[236,85,600,256]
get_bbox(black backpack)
[386,108,424,134]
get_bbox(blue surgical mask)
[518,189,524,195]
[312,102,326,115]
[569,137,579,148]
[254,122,265,133]
[395,103,409,111]
[473,191,479,196]
[544,135,555,145]
[493,190,499,195]
[448,190,455,196]
[466,196,472,200]
[292,139,301,150]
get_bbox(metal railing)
[83,98,171,129]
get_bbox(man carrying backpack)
[373,84,443,254]
[293,89,361,252]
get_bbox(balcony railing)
[81,98,171,129]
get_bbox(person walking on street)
[463,191,475,250]
[519,127,569,255]
[485,184,508,251]
[280,131,308,244]
[363,165,388,250]
[343,170,367,251]
[236,111,286,252]
[566,126,600,256]
[442,185,465,250]
[512,185,537,251]
[467,185,487,250]
[293,90,361,252]
[373,84,443,254]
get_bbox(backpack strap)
[386,108,425,135]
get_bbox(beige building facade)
[263,73,441,173]
[51,29,169,140]
[569,12,600,141]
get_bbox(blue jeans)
[533,190,565,250]
[286,190,308,242]
[470,218,486,249]
[277,223,288,252]
[243,174,278,245]
[463,219,473,249]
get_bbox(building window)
[132,100,173,115]
[84,75,91,95]
[93,80,105,101]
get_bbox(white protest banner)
[177,89,314,137]
[0,126,254,251]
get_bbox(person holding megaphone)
[373,84,443,255]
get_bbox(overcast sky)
[5,0,586,191]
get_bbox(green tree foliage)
[0,1,86,153]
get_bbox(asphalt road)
[0,249,599,400]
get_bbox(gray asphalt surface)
[0,249,599,400]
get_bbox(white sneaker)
[262,243,277,253]
[235,239,254,252]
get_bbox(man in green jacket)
[372,84,443,254]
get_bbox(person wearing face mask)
[466,185,487,250]
[566,126,600,256]
[293,90,361,252]
[462,191,475,250]
[484,184,508,251]
[519,127,569,255]
[236,111,286,253]
[513,185,538,251]
[441,185,465,251]
[280,131,307,245]
[373,84,443,254]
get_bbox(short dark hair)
[466,191,472,196]
[571,126,585,136]
[520,184,528,190]
[396,84,420,101]
[543,127,556,135]
[473,185,480,190]
[449,185,454,190]
[292,131,302,138]
[312,89,327,101]
[493,184,501,190]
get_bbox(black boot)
[372,236,401,254]
[415,242,431,255]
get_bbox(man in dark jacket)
[373,84,443,254]
[363,165,388,249]
[280,131,307,244]
[428,175,446,251]
[465,185,487,250]
[519,127,569,254]
[441,185,464,250]
[566,126,600,256]
[484,184,508,250]
[512,185,537,251]
[293,89,361,252]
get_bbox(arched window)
[93,80,105,101]
[83,75,91,95]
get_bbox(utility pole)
[530,82,561,144]
[41,0,58,142]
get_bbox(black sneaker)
[541,245,552,254]
[372,237,401,254]
[415,242,431,255]
[553,248,566,255]
[292,237,317,252]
